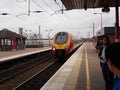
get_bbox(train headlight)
[65,46,69,51]
[52,47,56,50]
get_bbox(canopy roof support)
[115,0,119,42]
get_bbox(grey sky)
[0,0,119,38]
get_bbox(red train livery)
[51,32,74,58]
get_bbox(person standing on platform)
[105,42,120,90]
[98,35,113,90]
[95,37,103,53]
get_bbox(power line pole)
[39,25,41,45]
[89,23,96,38]
[115,0,119,42]
[45,29,52,46]
[28,0,30,15]
[93,23,95,37]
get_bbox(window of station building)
[55,32,68,44]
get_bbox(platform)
[0,47,51,62]
[41,42,106,90]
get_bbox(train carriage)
[51,32,74,58]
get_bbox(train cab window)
[55,32,68,44]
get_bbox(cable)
[31,0,48,12]
[31,0,68,27]
[17,0,74,32]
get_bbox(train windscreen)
[55,32,68,44]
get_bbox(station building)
[0,29,26,51]
[96,27,120,43]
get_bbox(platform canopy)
[0,29,26,39]
[61,0,120,10]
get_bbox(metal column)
[115,0,119,42]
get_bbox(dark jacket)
[98,46,104,59]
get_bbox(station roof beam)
[61,0,120,10]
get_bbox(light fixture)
[102,6,110,12]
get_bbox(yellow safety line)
[85,44,91,90]
[63,44,84,90]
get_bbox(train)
[51,31,74,59]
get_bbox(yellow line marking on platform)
[85,44,91,90]
[63,44,84,90]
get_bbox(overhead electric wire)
[21,0,70,28]
[31,0,55,14]
[63,12,77,30]
[31,0,64,25]
[15,0,54,28]
[16,0,74,31]
[30,0,63,28]
[45,0,76,30]
[43,0,76,30]
[31,0,71,27]
[53,0,76,30]
[16,0,58,30]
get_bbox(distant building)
[96,27,120,43]
[19,28,23,35]
[0,29,26,51]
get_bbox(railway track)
[0,55,51,83]
[0,50,57,90]
[13,61,63,90]
[0,44,82,90]
[13,44,81,90]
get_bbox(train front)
[52,32,73,58]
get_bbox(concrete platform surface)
[41,42,105,90]
[0,47,51,62]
